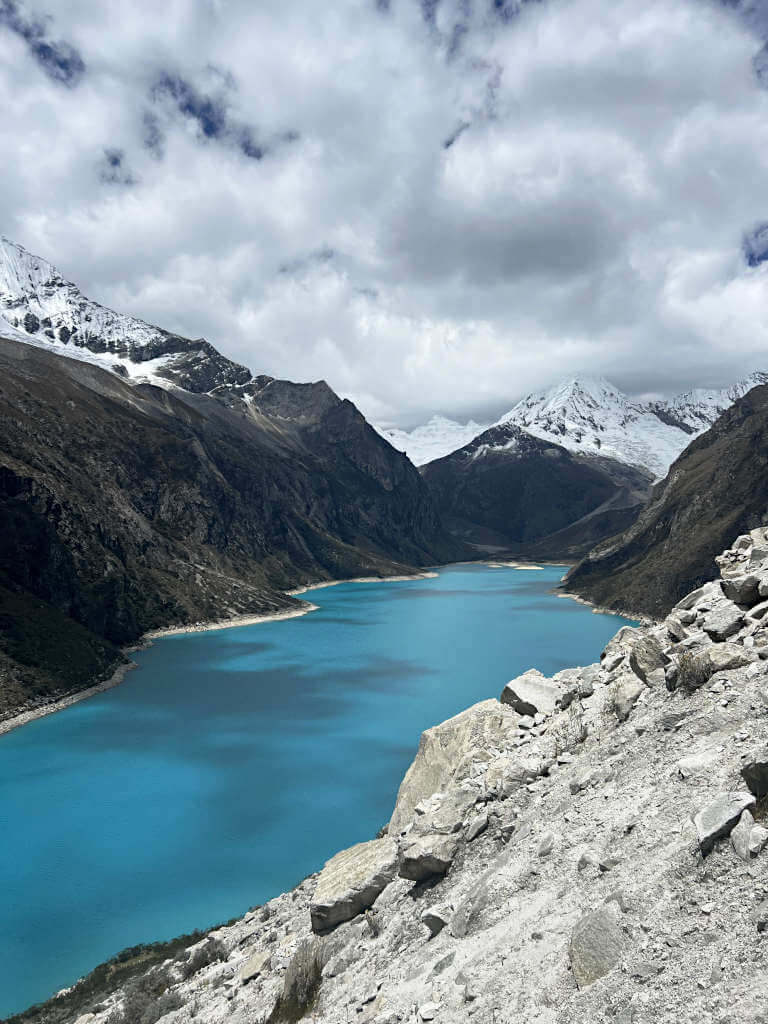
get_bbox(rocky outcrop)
[310,839,398,933]
[564,383,768,618]
[22,527,768,1024]
[421,422,652,559]
[0,338,464,720]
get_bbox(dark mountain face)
[0,338,464,720]
[564,385,768,618]
[420,423,652,557]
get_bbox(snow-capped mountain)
[377,415,491,466]
[0,236,251,392]
[495,373,768,479]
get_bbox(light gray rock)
[399,834,458,881]
[749,825,768,856]
[742,750,768,799]
[629,634,668,683]
[538,832,555,857]
[746,599,768,622]
[310,838,398,932]
[732,809,757,861]
[500,669,560,717]
[677,748,719,780]
[465,810,488,842]
[722,575,762,607]
[483,753,542,799]
[418,1003,440,1021]
[239,949,271,984]
[612,674,646,721]
[675,581,723,612]
[388,699,518,834]
[702,603,744,642]
[694,792,756,855]
[412,788,476,836]
[569,901,625,988]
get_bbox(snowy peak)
[376,415,491,466]
[0,236,252,393]
[497,374,684,479]
[651,372,768,434]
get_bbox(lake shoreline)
[0,570,440,739]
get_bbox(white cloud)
[1,0,768,426]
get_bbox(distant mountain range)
[381,373,768,478]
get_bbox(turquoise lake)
[0,564,634,1017]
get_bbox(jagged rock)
[612,674,646,721]
[483,753,542,799]
[389,700,518,834]
[399,834,458,881]
[310,838,398,932]
[269,939,326,1021]
[730,808,768,861]
[722,575,762,606]
[418,1003,440,1021]
[746,599,768,622]
[500,669,560,717]
[742,750,768,799]
[569,902,625,988]
[412,788,477,836]
[676,582,724,613]
[702,603,744,642]
[628,634,668,683]
[420,905,451,938]
[693,792,756,855]
[239,949,271,984]
[465,810,488,841]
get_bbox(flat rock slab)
[694,792,756,855]
[500,669,560,717]
[310,837,398,932]
[629,634,668,683]
[239,949,271,984]
[702,603,744,642]
[570,902,625,988]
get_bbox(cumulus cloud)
[1,0,768,426]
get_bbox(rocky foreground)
[50,531,768,1024]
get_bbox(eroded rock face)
[310,838,398,933]
[742,750,768,799]
[388,699,518,834]
[399,834,459,881]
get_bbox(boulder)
[612,674,646,722]
[239,949,271,984]
[388,699,518,834]
[677,644,757,691]
[742,750,768,799]
[675,581,723,613]
[628,634,668,683]
[722,575,762,607]
[676,748,719,780]
[693,792,756,855]
[500,669,560,717]
[421,905,452,938]
[399,834,458,881]
[702,603,743,642]
[569,902,625,988]
[465,810,489,842]
[310,837,398,932]
[731,809,768,860]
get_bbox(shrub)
[181,938,226,980]
[677,651,710,693]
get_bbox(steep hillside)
[17,527,768,1024]
[564,384,768,618]
[0,338,462,721]
[421,422,652,556]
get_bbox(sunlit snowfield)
[0,564,635,1015]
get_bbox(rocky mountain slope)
[420,422,653,558]
[564,384,768,619]
[20,528,768,1024]
[0,333,462,722]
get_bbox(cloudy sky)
[1,0,768,427]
